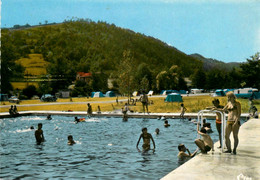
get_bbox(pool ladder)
[197,109,226,152]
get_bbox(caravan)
[191,89,203,94]
[234,88,258,99]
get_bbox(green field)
[1,96,259,114]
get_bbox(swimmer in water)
[47,114,52,120]
[35,123,45,145]
[164,120,170,127]
[155,128,160,135]
[178,144,197,159]
[136,127,156,153]
[74,117,80,124]
[68,135,76,145]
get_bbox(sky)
[1,0,260,63]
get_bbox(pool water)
[0,116,244,179]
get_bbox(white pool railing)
[197,109,226,152]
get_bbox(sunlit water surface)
[0,115,245,179]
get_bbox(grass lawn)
[1,95,259,114]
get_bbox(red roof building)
[76,72,92,83]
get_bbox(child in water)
[136,128,156,153]
[178,144,197,159]
[164,120,170,127]
[155,128,160,135]
[35,123,45,145]
[68,135,76,145]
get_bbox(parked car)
[8,96,20,103]
[31,95,40,100]
[40,94,57,102]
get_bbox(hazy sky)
[1,0,260,63]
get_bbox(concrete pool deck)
[162,118,260,180]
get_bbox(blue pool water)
[0,116,244,179]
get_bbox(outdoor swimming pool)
[0,115,245,179]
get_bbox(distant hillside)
[2,19,203,79]
[190,53,240,72]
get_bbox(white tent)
[148,90,154,96]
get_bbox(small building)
[76,72,92,84]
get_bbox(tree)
[71,80,93,97]
[191,69,206,89]
[140,76,150,93]
[135,63,152,91]
[0,31,24,93]
[22,85,37,99]
[177,75,188,90]
[117,50,135,100]
[240,52,260,89]
[37,81,52,95]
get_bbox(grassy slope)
[12,54,49,89]
[16,54,49,76]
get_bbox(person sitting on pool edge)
[35,123,45,145]
[68,135,76,145]
[136,127,156,153]
[178,144,197,159]
[164,120,170,127]
[195,126,214,154]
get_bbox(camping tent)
[162,90,179,95]
[253,92,260,99]
[91,92,104,98]
[214,89,225,97]
[132,91,140,97]
[179,90,187,94]
[0,94,8,101]
[148,90,154,96]
[105,91,116,97]
[165,93,183,102]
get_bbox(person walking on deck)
[140,91,149,114]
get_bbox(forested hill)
[190,53,240,71]
[2,19,202,78]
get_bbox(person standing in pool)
[222,91,241,154]
[87,103,92,116]
[35,123,45,145]
[136,127,155,153]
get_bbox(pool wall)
[0,110,249,119]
